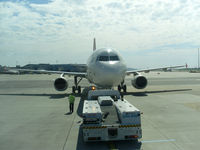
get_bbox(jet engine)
[131,74,148,89]
[54,77,68,91]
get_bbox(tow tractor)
[82,89,142,142]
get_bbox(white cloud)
[0,0,200,67]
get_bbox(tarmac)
[0,71,200,150]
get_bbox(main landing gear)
[118,82,127,93]
[72,76,82,94]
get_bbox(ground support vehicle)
[82,90,142,142]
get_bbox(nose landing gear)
[118,82,127,93]
[72,76,82,94]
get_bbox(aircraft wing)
[126,65,186,75]
[15,69,87,77]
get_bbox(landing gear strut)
[72,76,82,94]
[118,82,127,93]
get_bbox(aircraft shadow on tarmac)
[123,88,192,97]
[0,93,82,99]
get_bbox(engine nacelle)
[54,77,68,91]
[131,75,148,89]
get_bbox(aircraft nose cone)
[95,62,126,87]
[106,71,121,84]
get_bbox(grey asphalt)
[0,72,200,150]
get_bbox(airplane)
[15,38,185,93]
[0,66,20,74]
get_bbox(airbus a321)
[17,39,185,93]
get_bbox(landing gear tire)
[72,76,82,94]
[72,86,76,93]
[78,86,81,94]
[118,84,127,93]
[118,85,121,92]
[72,86,81,94]
[123,85,127,93]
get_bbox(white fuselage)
[86,48,127,88]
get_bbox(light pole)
[198,48,199,69]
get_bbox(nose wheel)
[72,85,81,94]
[118,84,127,93]
[72,76,82,94]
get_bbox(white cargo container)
[98,96,113,106]
[82,100,102,124]
[114,99,141,125]
[82,90,142,142]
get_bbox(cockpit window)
[98,56,109,61]
[98,55,119,61]
[110,56,119,61]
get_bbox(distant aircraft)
[0,67,19,74]
[15,39,185,93]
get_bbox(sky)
[0,0,200,68]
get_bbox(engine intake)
[131,75,147,89]
[54,77,68,91]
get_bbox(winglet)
[93,38,96,51]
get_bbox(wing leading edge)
[14,68,87,77]
[126,65,186,75]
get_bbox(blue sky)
[0,0,200,68]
